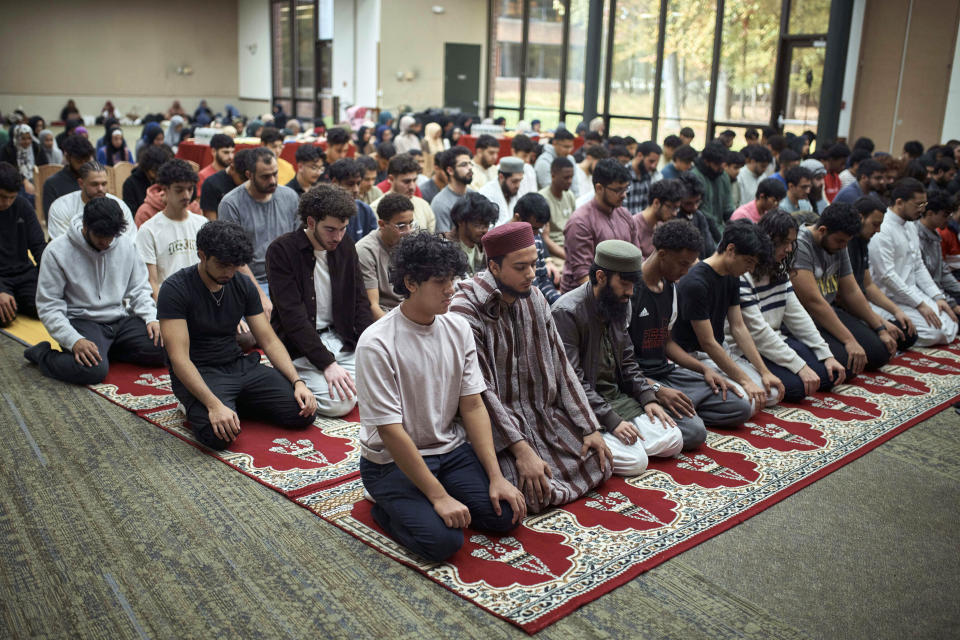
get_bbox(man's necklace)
[209,287,225,306]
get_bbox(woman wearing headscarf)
[393,115,422,154]
[96,127,134,166]
[165,115,186,151]
[135,122,165,158]
[355,126,375,155]
[98,101,117,124]
[377,111,394,128]
[38,130,63,164]
[271,103,288,129]
[421,122,448,176]
[1,123,48,191]
[28,116,45,138]
[374,124,393,144]
[245,119,264,138]
[194,100,214,126]
[59,100,79,122]
[96,117,120,150]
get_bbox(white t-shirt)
[313,249,333,330]
[356,306,487,464]
[47,191,136,241]
[135,212,208,283]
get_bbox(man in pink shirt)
[634,179,683,258]
[560,159,639,292]
[730,177,787,224]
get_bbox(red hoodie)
[135,183,203,227]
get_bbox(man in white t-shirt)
[355,231,526,562]
[47,160,136,240]
[136,159,208,300]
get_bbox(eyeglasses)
[603,185,629,195]
[910,200,928,208]
[390,220,420,232]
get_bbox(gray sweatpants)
[650,366,754,449]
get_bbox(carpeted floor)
[1,333,958,639]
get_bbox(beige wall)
[378,0,487,113]
[0,0,238,122]
[849,0,960,150]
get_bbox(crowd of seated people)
[5,101,960,564]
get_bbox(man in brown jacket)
[265,183,373,417]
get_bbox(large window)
[271,0,317,121]
[487,0,831,143]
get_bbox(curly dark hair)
[138,144,174,173]
[514,192,551,225]
[649,178,683,204]
[784,165,813,188]
[387,154,420,177]
[0,161,23,193]
[295,144,323,165]
[299,182,357,225]
[82,197,128,238]
[592,158,631,186]
[328,158,361,182]
[356,154,378,173]
[389,231,468,297]
[61,135,95,160]
[817,202,862,237]
[377,193,414,221]
[196,220,254,266]
[679,172,704,199]
[326,127,350,146]
[652,219,702,253]
[755,209,799,282]
[450,191,499,229]
[156,158,198,186]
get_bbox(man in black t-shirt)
[672,221,784,414]
[285,144,324,196]
[629,220,753,448]
[158,220,317,450]
[0,163,46,327]
[199,149,251,220]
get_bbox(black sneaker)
[23,341,51,365]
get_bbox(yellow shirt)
[277,157,296,186]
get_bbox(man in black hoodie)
[122,144,172,213]
[0,162,46,327]
[42,135,94,219]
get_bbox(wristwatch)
[872,325,886,334]
[651,382,662,393]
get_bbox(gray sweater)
[36,220,156,350]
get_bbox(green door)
[444,43,482,113]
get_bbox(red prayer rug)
[7,328,960,633]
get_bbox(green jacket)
[692,159,733,235]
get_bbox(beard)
[597,282,629,324]
[495,277,532,300]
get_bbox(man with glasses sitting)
[634,179,683,259]
[560,159,640,293]
[868,178,958,346]
[356,193,420,320]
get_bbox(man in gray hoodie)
[25,198,164,385]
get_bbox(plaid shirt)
[624,165,654,214]
[534,231,561,304]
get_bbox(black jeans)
[170,352,315,450]
[33,316,164,385]
[817,305,917,377]
[0,268,39,328]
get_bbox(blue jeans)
[360,442,517,562]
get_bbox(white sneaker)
[363,489,376,504]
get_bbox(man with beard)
[196,134,235,196]
[868,178,958,346]
[672,221,783,412]
[553,240,682,471]
[800,159,830,214]
[356,231,526,562]
[634,178,682,258]
[158,220,317,450]
[432,146,474,232]
[791,203,900,375]
[266,183,372,417]
[26,198,164,385]
[623,141,662,214]
[560,159,639,292]
[451,222,615,512]
[47,160,136,240]
[690,142,734,233]
[833,159,886,206]
[678,173,718,258]
[370,154,436,234]
[916,190,960,307]
[218,147,300,314]
[478,157,523,226]
[445,192,499,276]
[470,135,500,190]
[629,221,753,448]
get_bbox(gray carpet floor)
[0,334,957,639]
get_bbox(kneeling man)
[158,220,317,450]
[356,231,526,562]
[553,240,685,472]
[451,222,614,514]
